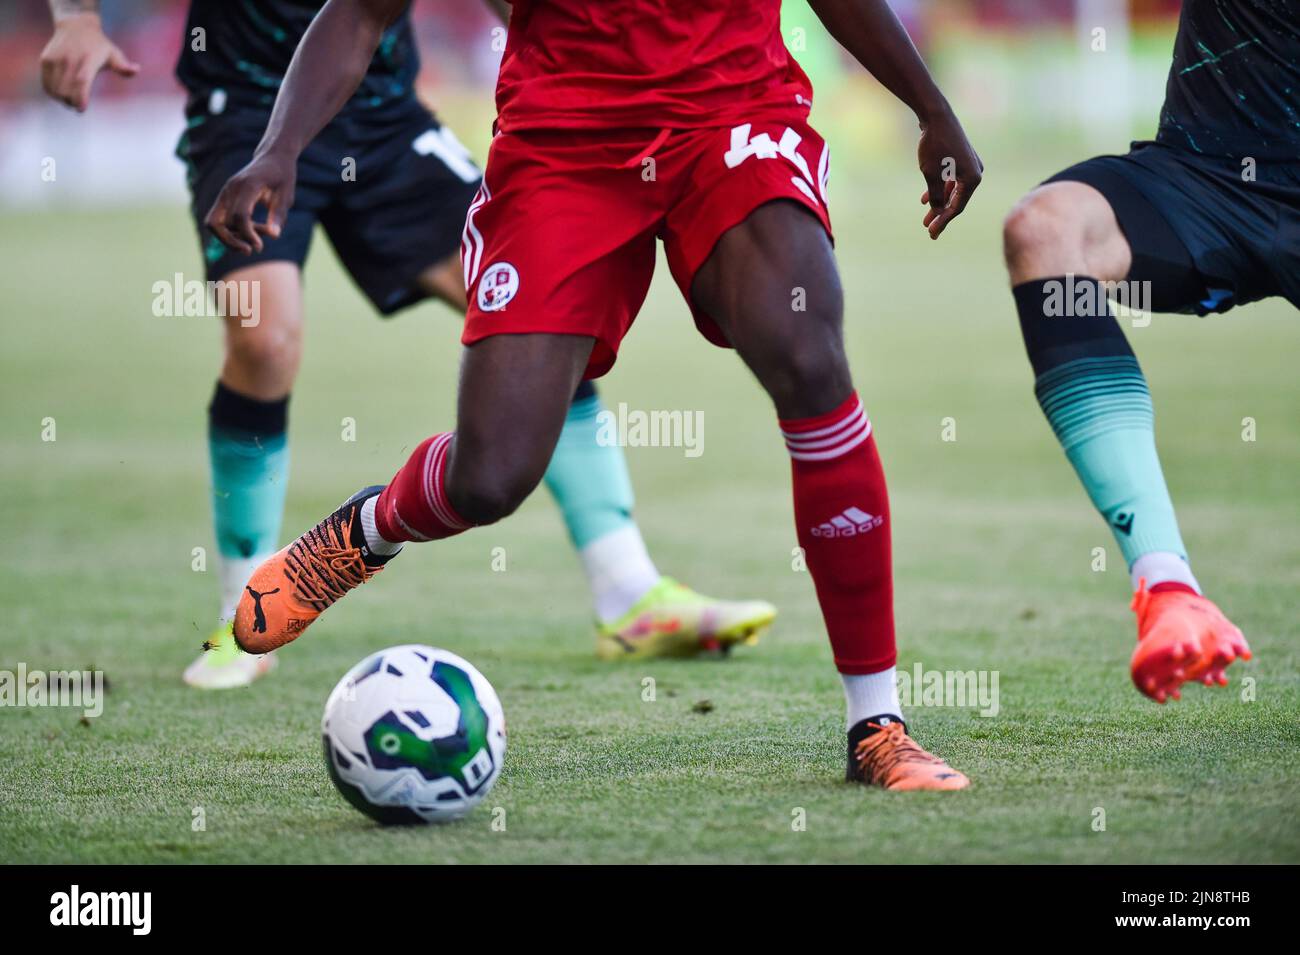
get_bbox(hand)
[204,152,298,255]
[916,106,983,240]
[40,14,140,112]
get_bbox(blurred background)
[0,0,1187,208]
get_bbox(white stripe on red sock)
[781,398,872,461]
[421,433,472,533]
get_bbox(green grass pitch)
[1,143,1296,864]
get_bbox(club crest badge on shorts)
[477,262,519,311]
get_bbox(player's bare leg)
[418,254,777,660]
[1003,182,1131,286]
[692,200,967,790]
[444,334,593,525]
[216,262,304,398]
[186,261,302,688]
[234,333,592,652]
[1004,182,1250,703]
[414,252,467,309]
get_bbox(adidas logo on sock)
[810,506,883,539]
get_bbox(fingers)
[255,189,287,242]
[206,178,292,255]
[106,46,141,78]
[41,54,87,111]
[39,57,65,105]
[925,181,964,240]
[69,58,98,112]
[205,183,263,256]
[923,170,947,213]
[38,34,72,106]
[39,22,138,111]
[45,49,133,111]
[926,173,982,240]
[921,180,954,237]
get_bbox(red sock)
[781,393,896,675]
[374,433,473,542]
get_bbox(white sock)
[360,495,403,556]
[217,553,272,625]
[842,668,902,730]
[579,524,661,623]
[1131,551,1200,594]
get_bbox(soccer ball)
[321,645,506,824]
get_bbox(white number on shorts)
[413,126,481,183]
[723,123,828,206]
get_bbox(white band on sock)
[842,668,902,730]
[781,399,872,462]
[1131,551,1200,593]
[360,496,403,556]
[218,552,273,625]
[579,525,661,623]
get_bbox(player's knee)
[1003,191,1072,268]
[760,330,851,416]
[1004,185,1133,286]
[225,320,301,383]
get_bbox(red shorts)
[461,118,833,378]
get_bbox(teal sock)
[1016,278,1188,568]
[1036,356,1187,563]
[543,384,636,549]
[208,383,290,561]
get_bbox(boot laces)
[284,509,375,611]
[854,722,945,783]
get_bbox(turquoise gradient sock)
[208,382,289,560]
[543,383,636,549]
[1016,278,1188,568]
[1035,355,1186,564]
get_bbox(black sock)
[1012,276,1133,378]
[208,381,289,436]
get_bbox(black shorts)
[1047,141,1300,314]
[177,93,482,316]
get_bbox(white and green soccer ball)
[322,645,506,824]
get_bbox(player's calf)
[445,333,595,525]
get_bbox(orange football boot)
[847,720,970,791]
[1129,579,1251,703]
[233,486,395,654]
